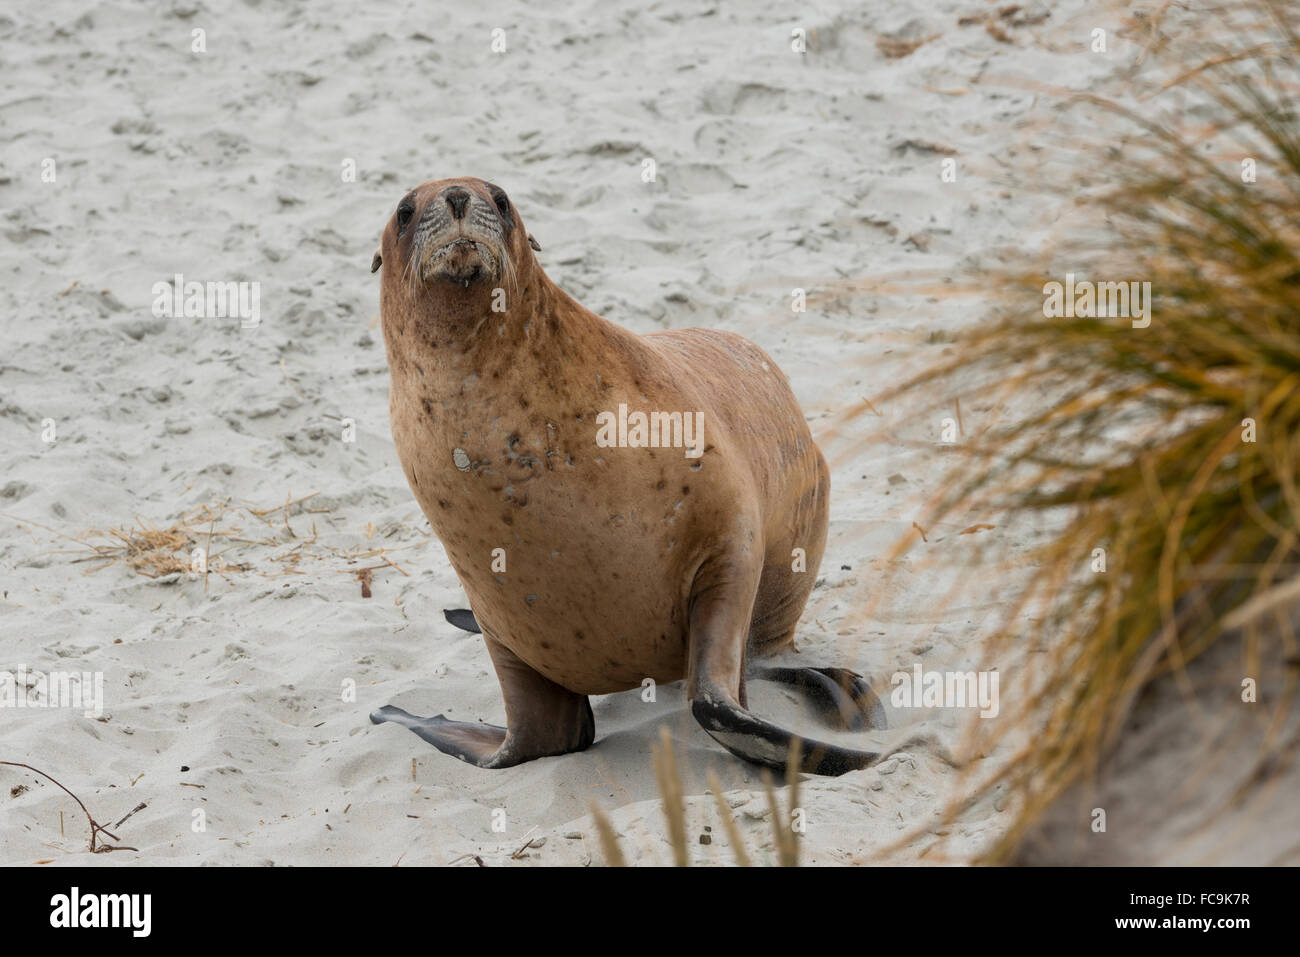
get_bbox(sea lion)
[369,176,885,774]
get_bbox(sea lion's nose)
[443,187,471,220]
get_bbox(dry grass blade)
[760,742,801,868]
[589,802,627,867]
[652,726,690,866]
[588,736,801,866]
[876,33,939,59]
[785,737,801,866]
[706,770,751,866]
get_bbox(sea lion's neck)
[383,272,600,384]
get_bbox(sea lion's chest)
[388,375,701,692]
[388,375,582,528]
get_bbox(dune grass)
[860,0,1300,861]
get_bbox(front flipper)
[369,706,508,767]
[370,633,595,769]
[752,666,887,732]
[686,548,882,776]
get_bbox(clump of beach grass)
[860,0,1300,861]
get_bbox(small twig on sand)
[344,558,408,597]
[511,827,540,859]
[0,761,133,853]
[114,802,148,829]
[248,492,320,517]
[203,516,216,595]
[280,358,306,400]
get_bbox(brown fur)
[371,177,876,774]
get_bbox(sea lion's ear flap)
[528,234,542,252]
[370,250,382,273]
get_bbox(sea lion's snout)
[442,186,472,220]
[412,185,508,287]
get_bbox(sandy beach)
[1,0,1170,866]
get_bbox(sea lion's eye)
[493,192,511,218]
[396,204,415,234]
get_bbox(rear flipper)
[752,666,887,732]
[692,690,880,775]
[370,706,508,767]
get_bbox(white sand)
[1,0,1142,866]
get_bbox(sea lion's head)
[372,177,541,299]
